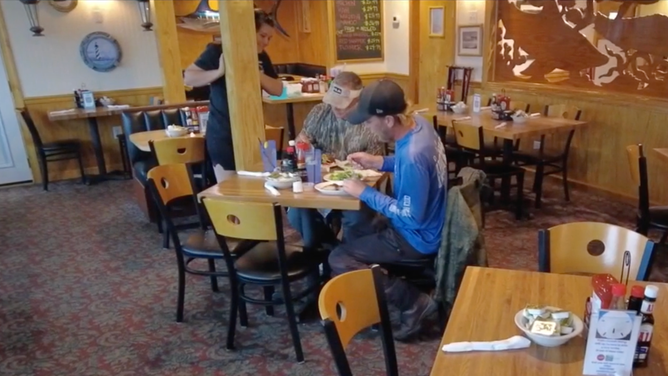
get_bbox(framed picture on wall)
[458,25,483,56]
[429,7,445,37]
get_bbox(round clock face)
[49,0,78,13]
[79,32,122,72]
[596,312,634,340]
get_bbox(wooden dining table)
[198,170,386,211]
[48,107,133,183]
[655,148,668,163]
[128,129,203,152]
[431,267,668,376]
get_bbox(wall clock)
[79,32,122,72]
[49,0,78,13]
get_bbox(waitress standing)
[184,9,283,171]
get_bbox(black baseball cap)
[346,80,408,124]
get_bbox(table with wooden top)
[129,129,203,153]
[198,170,386,211]
[48,107,132,183]
[262,93,325,140]
[655,149,668,163]
[431,267,668,376]
[421,106,589,144]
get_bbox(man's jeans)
[287,206,375,248]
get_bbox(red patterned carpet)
[0,179,665,376]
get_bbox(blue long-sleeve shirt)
[359,115,449,254]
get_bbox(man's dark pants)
[328,226,431,312]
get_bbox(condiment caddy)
[583,269,659,375]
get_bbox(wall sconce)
[137,0,153,31]
[20,0,44,37]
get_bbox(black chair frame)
[633,145,668,243]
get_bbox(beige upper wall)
[1,0,161,97]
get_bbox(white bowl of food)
[452,102,468,114]
[265,172,301,189]
[165,125,188,137]
[514,305,583,347]
[511,110,529,124]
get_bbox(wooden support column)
[152,0,186,104]
[217,0,265,170]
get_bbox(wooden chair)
[202,198,324,363]
[149,137,207,248]
[149,136,206,166]
[513,104,581,208]
[453,120,525,220]
[538,222,656,281]
[319,265,398,376]
[626,144,668,243]
[17,109,86,190]
[265,124,285,158]
[146,164,245,322]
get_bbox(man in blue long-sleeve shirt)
[328,80,449,341]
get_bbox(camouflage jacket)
[301,103,384,160]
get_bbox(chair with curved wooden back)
[626,144,668,243]
[453,120,525,220]
[513,104,582,208]
[319,265,398,376]
[538,222,656,281]
[149,136,206,165]
[203,198,323,363]
[146,163,233,322]
[149,137,207,247]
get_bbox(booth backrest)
[121,101,208,164]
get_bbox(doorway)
[0,48,31,186]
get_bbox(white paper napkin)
[413,108,429,114]
[454,116,472,121]
[106,104,130,109]
[495,122,508,129]
[49,109,76,115]
[480,106,491,110]
[264,183,280,196]
[441,335,531,353]
[530,113,541,117]
[237,171,269,177]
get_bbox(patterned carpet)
[0,178,665,376]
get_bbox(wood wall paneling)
[298,0,333,67]
[418,1,456,108]
[175,0,301,70]
[23,87,163,183]
[153,0,186,103]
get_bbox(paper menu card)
[583,309,641,376]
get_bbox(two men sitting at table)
[292,76,447,340]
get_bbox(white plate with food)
[324,169,382,182]
[514,305,583,347]
[265,172,301,189]
[315,181,348,196]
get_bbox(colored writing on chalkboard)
[333,0,383,61]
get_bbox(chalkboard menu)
[333,0,384,62]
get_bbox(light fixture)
[137,0,153,31]
[20,0,43,37]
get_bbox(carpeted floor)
[0,179,665,376]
